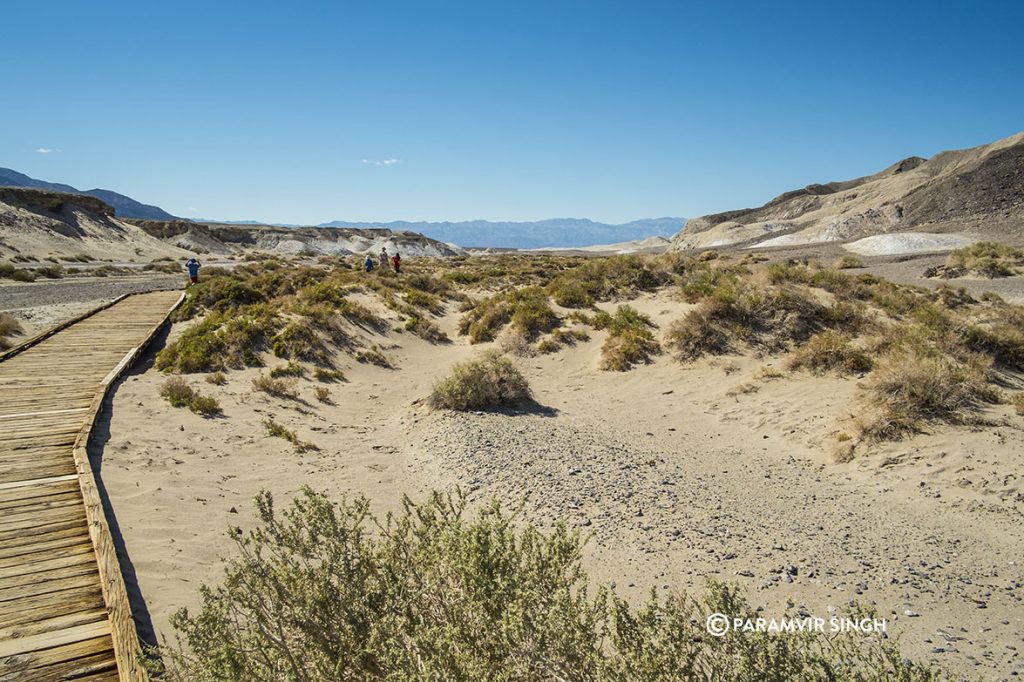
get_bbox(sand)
[79,274,1024,680]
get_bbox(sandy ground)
[76,263,1024,680]
[6,255,1022,678]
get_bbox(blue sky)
[3,0,1022,224]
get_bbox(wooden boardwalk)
[0,290,182,682]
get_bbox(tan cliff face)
[670,131,1024,251]
[0,188,190,261]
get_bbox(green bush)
[459,287,559,343]
[593,305,659,371]
[154,488,947,682]
[404,315,449,344]
[429,351,532,410]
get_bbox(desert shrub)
[0,262,14,278]
[314,386,331,403]
[205,371,227,386]
[355,347,392,367]
[314,367,347,382]
[1013,393,1024,416]
[834,255,865,269]
[272,319,330,364]
[252,373,299,399]
[459,287,558,343]
[547,279,595,308]
[7,267,35,282]
[159,377,196,407]
[157,305,280,373]
[404,315,449,344]
[402,288,444,315]
[155,487,946,682]
[960,306,1024,370]
[429,351,531,410]
[262,418,317,451]
[536,337,561,354]
[859,351,999,441]
[0,312,24,351]
[594,306,659,371]
[33,264,63,279]
[787,330,872,375]
[188,395,222,417]
[160,377,221,416]
[942,241,1023,278]
[666,283,828,361]
[269,361,305,378]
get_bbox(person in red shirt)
[391,252,401,274]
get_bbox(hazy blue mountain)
[0,168,176,220]
[317,217,686,248]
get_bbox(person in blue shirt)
[364,254,374,272]
[185,257,202,286]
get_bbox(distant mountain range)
[0,168,176,221]
[318,218,685,249]
[0,167,683,248]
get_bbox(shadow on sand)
[85,322,171,649]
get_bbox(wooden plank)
[0,584,105,627]
[0,290,181,682]
[0,634,114,679]
[0,475,78,494]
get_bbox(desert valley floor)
[2,245,1023,680]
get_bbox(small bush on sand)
[314,386,331,403]
[787,330,872,375]
[429,351,531,410]
[593,305,659,371]
[1013,393,1024,416]
[188,394,222,417]
[547,279,595,308]
[666,283,830,361]
[155,487,946,682]
[0,312,24,351]
[272,318,330,364]
[252,373,299,399]
[262,418,317,452]
[157,305,280,373]
[269,361,305,378]
[404,315,449,343]
[459,287,558,343]
[205,371,227,386]
[833,255,865,269]
[160,377,221,416]
[159,377,196,407]
[355,347,392,368]
[859,351,998,441]
[314,367,346,382]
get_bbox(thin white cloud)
[35,147,55,154]
[362,158,400,166]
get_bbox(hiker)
[391,251,401,274]
[185,257,202,286]
[379,247,390,270]
[364,254,374,272]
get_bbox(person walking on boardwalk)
[364,254,374,272]
[185,257,202,286]
[391,251,401,274]
[380,247,390,270]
